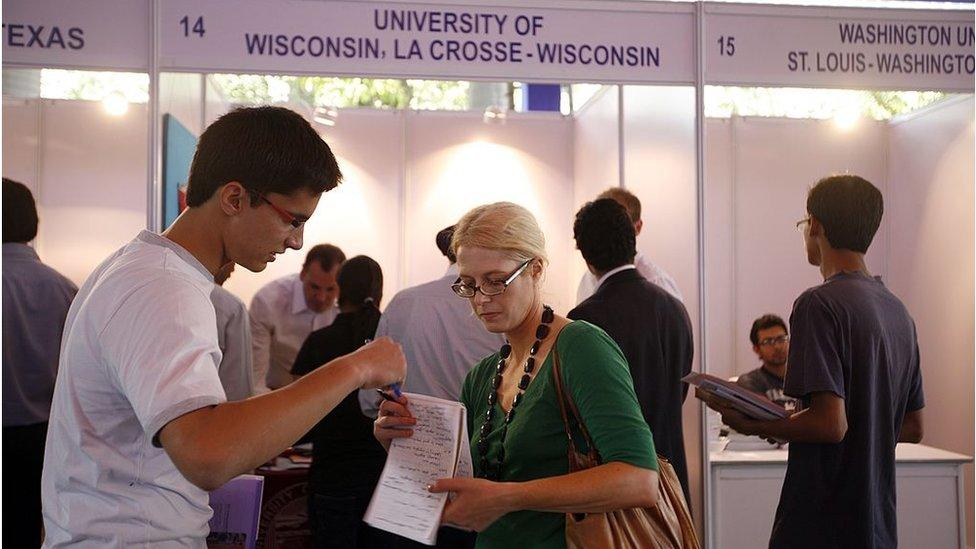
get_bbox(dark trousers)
[308,487,476,549]
[309,489,401,549]
[3,421,48,548]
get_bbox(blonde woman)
[375,202,659,548]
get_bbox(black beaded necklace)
[477,305,555,481]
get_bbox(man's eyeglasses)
[451,258,533,298]
[254,192,305,230]
[758,334,790,347]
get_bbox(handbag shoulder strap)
[551,347,598,457]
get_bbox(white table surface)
[710,442,972,464]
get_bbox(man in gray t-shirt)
[699,175,924,549]
[736,314,797,410]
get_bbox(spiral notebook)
[364,393,473,546]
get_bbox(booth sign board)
[158,0,695,84]
[2,0,150,71]
[705,3,975,92]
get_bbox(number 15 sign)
[704,2,974,93]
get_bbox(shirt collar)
[595,264,636,289]
[2,242,40,261]
[291,274,311,314]
[445,263,459,278]
[136,230,213,282]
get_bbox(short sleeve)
[784,291,846,401]
[558,322,658,471]
[100,279,226,445]
[906,328,925,412]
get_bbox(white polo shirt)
[42,231,227,548]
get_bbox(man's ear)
[753,345,761,355]
[808,215,825,239]
[633,219,643,236]
[219,181,249,217]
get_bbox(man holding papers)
[698,175,924,549]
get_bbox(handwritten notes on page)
[364,393,471,545]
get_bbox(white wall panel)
[33,100,147,285]
[703,118,734,381]
[621,84,702,526]
[705,116,887,381]
[403,111,576,313]
[2,99,40,194]
[886,95,975,545]
[160,72,204,136]
[571,86,620,301]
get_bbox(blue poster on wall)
[162,113,197,228]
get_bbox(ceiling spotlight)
[832,108,860,132]
[313,106,338,127]
[483,105,507,125]
[102,91,129,116]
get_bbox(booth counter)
[709,443,972,549]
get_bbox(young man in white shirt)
[250,243,345,393]
[575,187,682,304]
[41,106,407,547]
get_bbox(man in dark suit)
[568,198,694,503]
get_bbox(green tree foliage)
[211,74,470,110]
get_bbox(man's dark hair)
[436,225,457,263]
[573,198,636,272]
[303,244,346,273]
[806,174,883,254]
[3,178,39,243]
[749,314,788,346]
[185,106,342,207]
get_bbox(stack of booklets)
[683,372,788,420]
[207,474,264,549]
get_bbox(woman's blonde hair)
[451,202,548,265]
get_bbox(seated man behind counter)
[736,314,798,410]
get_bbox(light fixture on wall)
[102,91,129,116]
[483,105,507,125]
[832,107,860,132]
[313,106,338,127]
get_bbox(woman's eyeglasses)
[451,258,533,298]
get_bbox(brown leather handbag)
[552,351,700,549]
